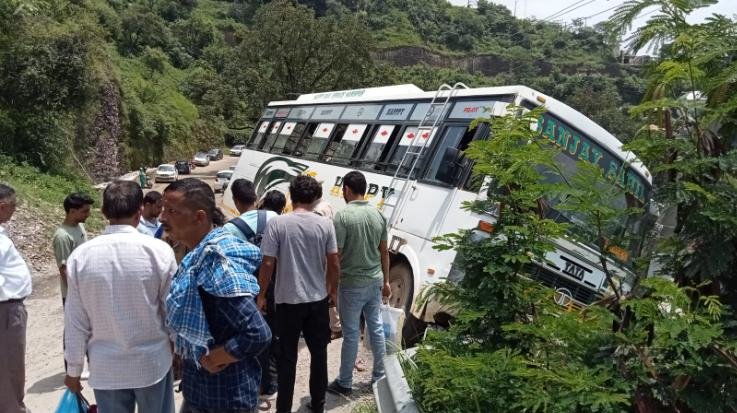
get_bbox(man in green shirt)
[328,171,391,396]
[53,193,94,305]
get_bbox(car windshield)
[233,145,244,149]
[208,149,219,155]
[158,165,175,171]
[217,171,233,178]
[195,153,207,158]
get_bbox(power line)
[580,3,622,21]
[542,0,591,22]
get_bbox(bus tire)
[387,261,413,313]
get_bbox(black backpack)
[228,210,268,246]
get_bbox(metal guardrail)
[373,349,419,413]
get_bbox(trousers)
[0,300,29,413]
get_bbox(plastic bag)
[381,304,405,354]
[54,389,94,413]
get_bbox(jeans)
[336,279,386,388]
[275,298,330,413]
[93,370,174,413]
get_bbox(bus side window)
[359,125,399,171]
[258,122,282,151]
[300,123,335,159]
[248,121,272,149]
[386,126,437,178]
[325,124,369,165]
[272,123,305,155]
[426,124,483,184]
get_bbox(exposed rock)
[83,81,124,183]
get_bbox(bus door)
[392,123,488,240]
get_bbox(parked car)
[229,145,245,156]
[174,160,192,175]
[154,164,178,183]
[193,152,210,167]
[207,148,223,161]
[215,169,234,193]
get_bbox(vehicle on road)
[175,160,192,175]
[208,148,223,160]
[154,164,178,183]
[215,170,234,193]
[229,145,245,156]
[224,84,654,340]
[193,152,210,167]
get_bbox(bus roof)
[268,84,652,185]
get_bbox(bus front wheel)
[387,261,413,312]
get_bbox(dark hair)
[0,183,15,201]
[63,192,94,213]
[143,190,162,205]
[261,190,286,215]
[343,171,367,196]
[102,181,142,219]
[289,175,322,205]
[231,179,257,206]
[164,178,225,226]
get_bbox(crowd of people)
[0,169,392,413]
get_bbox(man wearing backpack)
[223,178,279,405]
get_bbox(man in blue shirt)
[161,178,271,413]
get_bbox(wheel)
[387,261,413,312]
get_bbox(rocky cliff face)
[373,46,623,77]
[84,82,124,183]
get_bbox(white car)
[215,170,234,192]
[154,164,178,183]
[229,145,245,156]
[193,152,210,167]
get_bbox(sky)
[448,0,735,28]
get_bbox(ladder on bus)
[385,82,469,228]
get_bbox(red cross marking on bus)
[407,133,415,139]
[421,132,429,139]
[322,127,328,132]
[381,130,388,136]
[352,129,358,134]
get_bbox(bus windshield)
[541,152,652,263]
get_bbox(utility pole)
[513,0,518,17]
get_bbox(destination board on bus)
[341,105,382,121]
[379,104,413,121]
[448,100,499,119]
[312,106,345,120]
[275,108,290,118]
[289,107,314,120]
[263,108,276,118]
[410,103,448,121]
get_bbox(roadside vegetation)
[406,1,737,412]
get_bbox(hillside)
[0,0,643,183]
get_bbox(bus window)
[272,123,306,154]
[260,121,287,152]
[257,121,282,151]
[387,126,437,177]
[248,121,271,149]
[325,124,368,165]
[300,123,335,159]
[426,125,480,184]
[360,125,398,170]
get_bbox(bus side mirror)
[435,147,464,186]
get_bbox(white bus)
[222,83,653,337]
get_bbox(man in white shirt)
[0,183,32,413]
[64,180,177,413]
[137,190,163,237]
